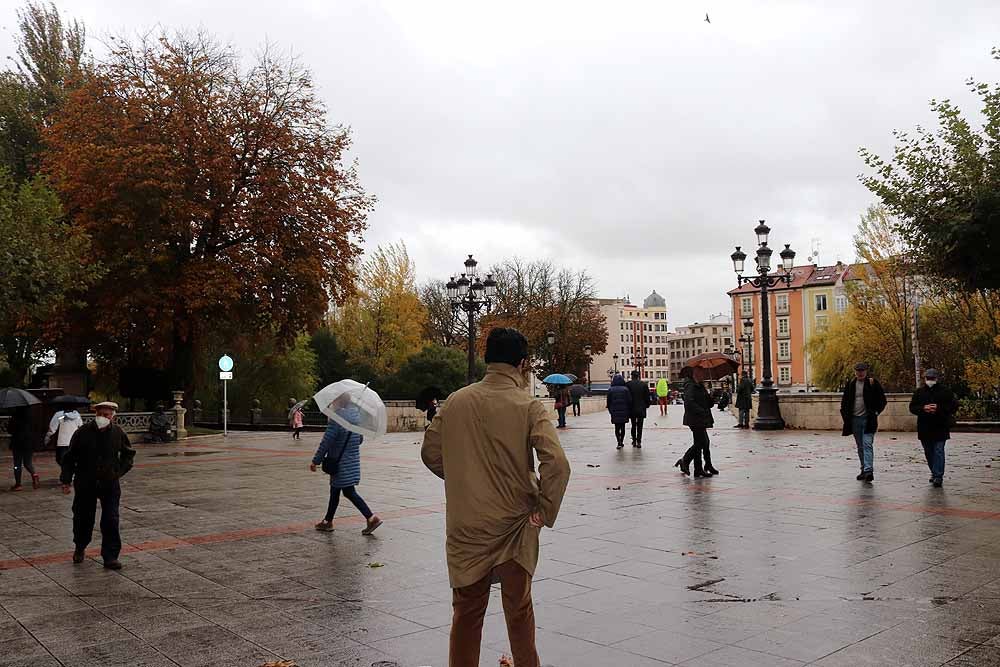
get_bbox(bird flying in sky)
[705,13,711,24]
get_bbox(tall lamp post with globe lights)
[730,221,795,430]
[445,255,498,385]
[739,318,754,382]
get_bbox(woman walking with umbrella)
[675,366,719,477]
[309,381,384,535]
[8,406,39,490]
[543,374,574,430]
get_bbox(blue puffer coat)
[312,417,363,488]
[606,374,631,424]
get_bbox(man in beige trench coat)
[422,327,571,667]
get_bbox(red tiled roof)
[726,265,817,296]
[803,264,849,286]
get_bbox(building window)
[835,295,847,313]
[778,340,790,361]
[776,293,789,314]
[816,315,829,331]
[777,317,790,337]
[778,365,791,385]
[741,297,752,316]
[815,294,828,312]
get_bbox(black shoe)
[856,472,866,481]
[693,470,707,478]
[933,478,943,488]
[617,443,624,450]
[705,465,719,475]
[701,469,715,476]
[674,458,690,476]
[72,548,85,564]
[103,560,122,570]
[929,477,935,484]
[864,472,874,482]
[633,442,641,448]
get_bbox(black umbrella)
[0,387,41,409]
[51,395,91,409]
[416,386,442,411]
[569,384,587,399]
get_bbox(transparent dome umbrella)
[313,379,387,440]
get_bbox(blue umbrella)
[542,374,574,385]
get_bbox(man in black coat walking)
[625,371,651,448]
[909,369,958,488]
[675,369,718,477]
[840,362,887,482]
[60,401,136,570]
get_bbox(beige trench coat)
[421,363,571,589]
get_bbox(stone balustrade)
[747,392,917,431]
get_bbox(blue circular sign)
[218,355,234,372]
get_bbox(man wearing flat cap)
[60,401,136,569]
[840,363,887,482]
[909,369,958,488]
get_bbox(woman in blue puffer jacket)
[606,373,631,449]
[309,406,383,535]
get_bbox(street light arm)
[737,273,793,289]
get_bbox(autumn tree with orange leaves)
[43,32,373,395]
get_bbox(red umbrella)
[682,353,740,381]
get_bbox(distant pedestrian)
[735,373,754,428]
[606,373,631,449]
[625,371,651,448]
[570,383,585,417]
[421,327,571,667]
[46,408,84,465]
[310,407,382,535]
[60,402,135,570]
[554,386,569,429]
[909,369,958,488]
[840,362,887,482]
[717,387,731,411]
[290,407,304,440]
[8,406,38,491]
[675,368,718,477]
[425,398,438,429]
[656,378,669,416]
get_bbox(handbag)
[321,429,350,476]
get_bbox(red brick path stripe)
[0,503,445,571]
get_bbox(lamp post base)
[753,386,785,430]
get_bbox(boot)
[674,458,690,476]
[73,547,85,564]
[705,465,719,475]
[31,474,40,490]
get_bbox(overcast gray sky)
[2,0,998,327]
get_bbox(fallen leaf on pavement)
[499,655,514,666]
[260,661,297,667]
[367,562,384,568]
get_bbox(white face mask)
[925,380,937,387]
[94,416,112,429]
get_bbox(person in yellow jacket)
[655,377,670,416]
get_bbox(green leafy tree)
[860,47,1000,291]
[309,326,351,390]
[0,170,97,384]
[388,344,483,401]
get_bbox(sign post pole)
[218,355,235,438]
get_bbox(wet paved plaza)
[2,408,1000,666]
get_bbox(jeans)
[852,416,874,473]
[450,560,538,667]
[557,407,567,428]
[739,409,750,427]
[73,480,122,562]
[12,448,35,486]
[325,485,373,522]
[572,401,581,417]
[614,423,626,445]
[921,440,946,480]
[683,427,712,473]
[630,417,645,443]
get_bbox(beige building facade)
[666,314,734,382]
[589,291,669,390]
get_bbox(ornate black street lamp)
[583,344,593,391]
[739,318,754,382]
[607,353,619,379]
[446,255,497,384]
[731,220,795,430]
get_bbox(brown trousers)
[450,560,539,667]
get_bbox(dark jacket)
[682,380,715,429]
[606,375,631,424]
[60,421,136,485]
[909,384,959,442]
[735,378,754,410]
[840,377,888,436]
[625,378,651,418]
[7,407,33,451]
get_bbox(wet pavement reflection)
[1,407,998,666]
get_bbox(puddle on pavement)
[148,450,221,457]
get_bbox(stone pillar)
[250,399,263,425]
[171,390,188,440]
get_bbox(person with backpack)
[309,407,382,535]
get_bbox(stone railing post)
[171,390,188,440]
[250,399,263,425]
